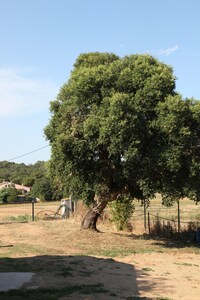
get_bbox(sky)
[0,0,200,165]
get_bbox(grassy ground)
[0,216,200,300]
[0,197,200,299]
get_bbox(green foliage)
[45,52,177,204]
[0,188,8,203]
[0,187,19,203]
[109,194,135,230]
[31,178,53,201]
[155,96,200,203]
[0,160,47,187]
[1,188,13,203]
[161,195,177,207]
[0,161,59,201]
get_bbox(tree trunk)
[81,200,108,231]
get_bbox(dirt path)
[0,220,200,299]
[121,252,200,299]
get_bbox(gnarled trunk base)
[81,200,108,230]
[81,209,100,230]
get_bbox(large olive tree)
[45,52,177,230]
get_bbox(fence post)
[177,199,180,234]
[148,212,150,235]
[32,199,35,221]
[144,199,147,232]
[69,192,74,216]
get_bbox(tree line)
[0,161,65,202]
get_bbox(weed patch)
[5,215,31,222]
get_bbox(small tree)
[0,187,19,203]
[31,178,53,201]
[0,188,9,203]
[109,194,134,230]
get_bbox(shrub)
[109,194,135,230]
[0,187,20,203]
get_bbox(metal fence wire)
[1,200,200,241]
[0,201,33,223]
[0,200,77,223]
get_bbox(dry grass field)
[0,201,61,222]
[1,195,200,225]
[0,202,200,300]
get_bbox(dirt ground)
[0,218,200,300]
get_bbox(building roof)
[0,181,31,192]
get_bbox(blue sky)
[0,0,200,164]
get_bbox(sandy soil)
[0,219,200,299]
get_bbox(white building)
[0,181,31,194]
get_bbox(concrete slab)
[0,272,35,291]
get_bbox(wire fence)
[146,212,200,241]
[0,199,77,223]
[1,199,200,242]
[0,201,61,223]
[131,201,200,241]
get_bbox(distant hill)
[0,161,47,187]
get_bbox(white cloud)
[158,45,179,56]
[0,68,59,116]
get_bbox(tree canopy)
[45,52,200,229]
[155,96,200,205]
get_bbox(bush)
[109,194,135,230]
[0,187,20,203]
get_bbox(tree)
[45,52,177,230]
[31,177,53,201]
[155,95,200,205]
[0,187,19,203]
[0,188,9,203]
